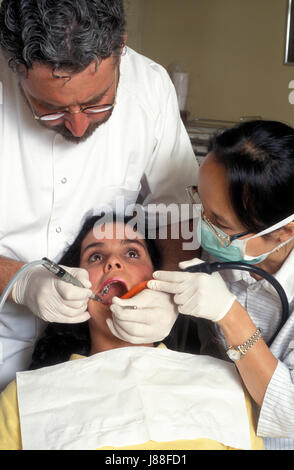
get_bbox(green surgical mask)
[197,213,294,264]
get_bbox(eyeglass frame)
[186,185,252,248]
[26,67,118,122]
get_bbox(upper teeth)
[100,280,126,296]
[100,284,110,295]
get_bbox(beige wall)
[125,0,294,126]
[124,0,143,53]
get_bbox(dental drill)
[41,258,140,309]
[42,257,103,302]
[0,257,109,313]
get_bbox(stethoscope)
[182,261,289,347]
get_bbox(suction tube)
[0,259,46,313]
[182,261,289,345]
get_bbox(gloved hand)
[12,264,92,323]
[147,257,236,322]
[106,288,178,343]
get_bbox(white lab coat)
[0,47,198,390]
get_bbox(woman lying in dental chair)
[0,215,263,450]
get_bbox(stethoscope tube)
[182,261,289,346]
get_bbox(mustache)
[47,110,113,143]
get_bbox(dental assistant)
[111,120,294,450]
[0,0,198,390]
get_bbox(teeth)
[100,284,110,295]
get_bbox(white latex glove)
[148,257,236,322]
[12,264,92,323]
[106,288,178,343]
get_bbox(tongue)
[100,282,128,305]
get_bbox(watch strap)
[226,327,262,360]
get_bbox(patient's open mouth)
[98,279,128,305]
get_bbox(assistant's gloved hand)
[12,265,92,323]
[106,288,178,343]
[148,257,236,322]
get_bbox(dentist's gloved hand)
[12,265,92,323]
[148,257,236,323]
[106,288,178,343]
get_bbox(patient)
[30,214,160,369]
[0,215,263,450]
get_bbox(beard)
[39,109,114,143]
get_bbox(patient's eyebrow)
[80,242,105,257]
[121,239,146,249]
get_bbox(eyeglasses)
[29,68,117,122]
[33,103,116,121]
[186,185,251,247]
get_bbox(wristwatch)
[226,328,262,362]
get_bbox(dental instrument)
[42,257,103,302]
[118,281,150,309]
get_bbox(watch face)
[227,348,241,361]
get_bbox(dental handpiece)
[42,257,102,302]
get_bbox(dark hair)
[0,0,126,73]
[29,214,162,369]
[209,120,294,233]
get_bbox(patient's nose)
[105,256,122,272]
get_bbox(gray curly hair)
[0,0,126,73]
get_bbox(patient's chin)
[88,303,112,326]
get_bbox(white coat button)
[61,177,67,184]
[56,227,62,233]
